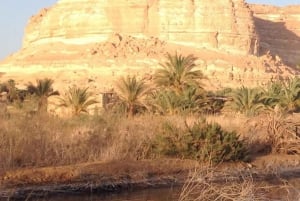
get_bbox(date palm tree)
[262,80,282,108]
[154,53,205,92]
[3,79,18,103]
[150,87,208,115]
[115,75,149,117]
[226,87,265,116]
[27,78,59,112]
[262,77,300,113]
[280,77,300,112]
[58,86,98,116]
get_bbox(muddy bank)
[0,159,195,199]
[0,157,300,199]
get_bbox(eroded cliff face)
[22,0,258,58]
[0,0,299,93]
[251,4,300,66]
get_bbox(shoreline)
[1,157,300,199]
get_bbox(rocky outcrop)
[0,0,299,92]
[20,0,258,61]
[251,4,300,67]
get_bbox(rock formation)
[0,0,299,93]
[251,4,300,67]
[22,0,258,57]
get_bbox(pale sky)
[0,0,299,60]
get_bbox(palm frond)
[154,53,205,92]
[226,86,266,116]
[58,86,98,115]
[115,75,149,116]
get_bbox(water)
[3,179,300,201]
[27,187,180,201]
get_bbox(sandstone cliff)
[0,0,299,92]
[22,0,258,57]
[251,4,300,67]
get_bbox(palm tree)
[262,77,300,113]
[149,89,182,115]
[149,86,208,115]
[58,86,98,116]
[280,77,300,112]
[226,87,265,116]
[115,75,149,117]
[27,78,59,112]
[154,53,205,92]
[4,79,18,103]
[261,80,283,108]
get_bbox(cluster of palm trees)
[227,78,300,116]
[1,53,300,117]
[1,79,97,116]
[114,53,208,116]
[114,53,300,117]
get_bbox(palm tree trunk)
[38,96,48,113]
[128,104,134,117]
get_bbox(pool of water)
[3,178,300,201]
[26,187,179,201]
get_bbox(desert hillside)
[0,0,299,91]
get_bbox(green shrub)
[152,121,190,156]
[152,119,248,163]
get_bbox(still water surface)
[31,187,179,201]
[14,178,300,201]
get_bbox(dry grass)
[205,112,300,156]
[0,111,195,171]
[178,165,262,201]
[266,112,300,154]
[0,113,144,170]
[0,106,299,172]
[0,109,299,200]
[178,165,300,201]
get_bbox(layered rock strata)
[20,0,258,63]
[0,0,299,95]
[251,4,300,66]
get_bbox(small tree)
[152,53,207,115]
[115,75,149,117]
[58,86,98,116]
[27,78,59,112]
[152,120,248,163]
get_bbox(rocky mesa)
[23,0,258,56]
[0,0,299,91]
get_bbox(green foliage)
[149,87,207,115]
[0,79,18,103]
[150,53,210,115]
[262,80,283,107]
[154,53,205,92]
[27,78,59,112]
[204,89,231,114]
[262,77,300,113]
[115,75,149,117]
[226,86,265,116]
[224,77,300,116]
[152,120,248,163]
[279,77,300,112]
[152,121,190,156]
[58,86,98,116]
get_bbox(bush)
[152,119,248,163]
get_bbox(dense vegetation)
[0,53,299,170]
